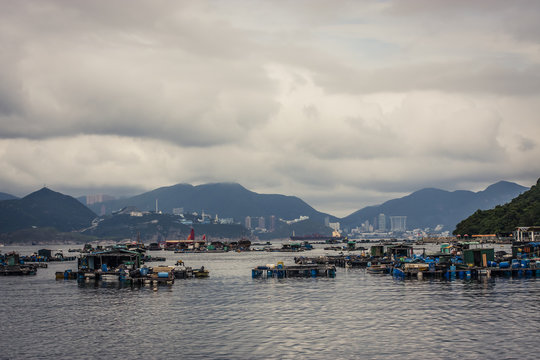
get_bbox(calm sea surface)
[1,244,539,360]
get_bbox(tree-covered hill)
[453,178,540,235]
[0,187,97,233]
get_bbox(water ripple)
[1,246,539,359]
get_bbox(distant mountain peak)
[85,181,333,224]
[0,187,97,233]
[24,187,61,199]
[483,180,526,192]
[342,180,528,231]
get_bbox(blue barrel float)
[64,269,72,279]
[328,268,336,278]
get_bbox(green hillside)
[0,188,97,233]
[453,178,540,235]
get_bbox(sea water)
[0,244,538,359]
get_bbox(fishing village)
[2,226,539,286]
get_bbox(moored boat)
[366,264,387,274]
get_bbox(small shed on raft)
[463,248,494,267]
[38,249,52,258]
[78,248,142,272]
[387,244,414,259]
[370,245,385,257]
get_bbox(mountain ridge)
[0,180,530,238]
[0,192,18,201]
[86,182,338,223]
[341,180,528,231]
[0,187,97,233]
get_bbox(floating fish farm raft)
[55,246,209,286]
[388,259,540,280]
[252,262,336,278]
[295,255,373,268]
[1,253,38,275]
[297,241,540,281]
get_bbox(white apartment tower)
[378,213,386,231]
[390,216,407,232]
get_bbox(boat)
[366,264,387,274]
[193,267,209,278]
[166,229,206,251]
[148,243,162,251]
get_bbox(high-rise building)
[258,216,266,229]
[86,194,115,205]
[390,216,407,232]
[378,213,386,231]
[245,216,251,229]
[363,220,370,232]
[329,222,340,231]
[270,215,276,231]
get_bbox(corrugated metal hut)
[463,248,494,267]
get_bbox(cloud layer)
[1,0,539,217]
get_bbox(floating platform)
[55,264,209,284]
[295,255,376,268]
[252,263,336,278]
[1,264,38,276]
[389,264,540,280]
[142,256,166,262]
[56,270,176,285]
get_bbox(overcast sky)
[1,0,539,217]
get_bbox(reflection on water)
[1,245,539,359]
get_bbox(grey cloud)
[1,0,539,216]
[0,1,280,145]
[315,63,540,96]
[518,137,536,152]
